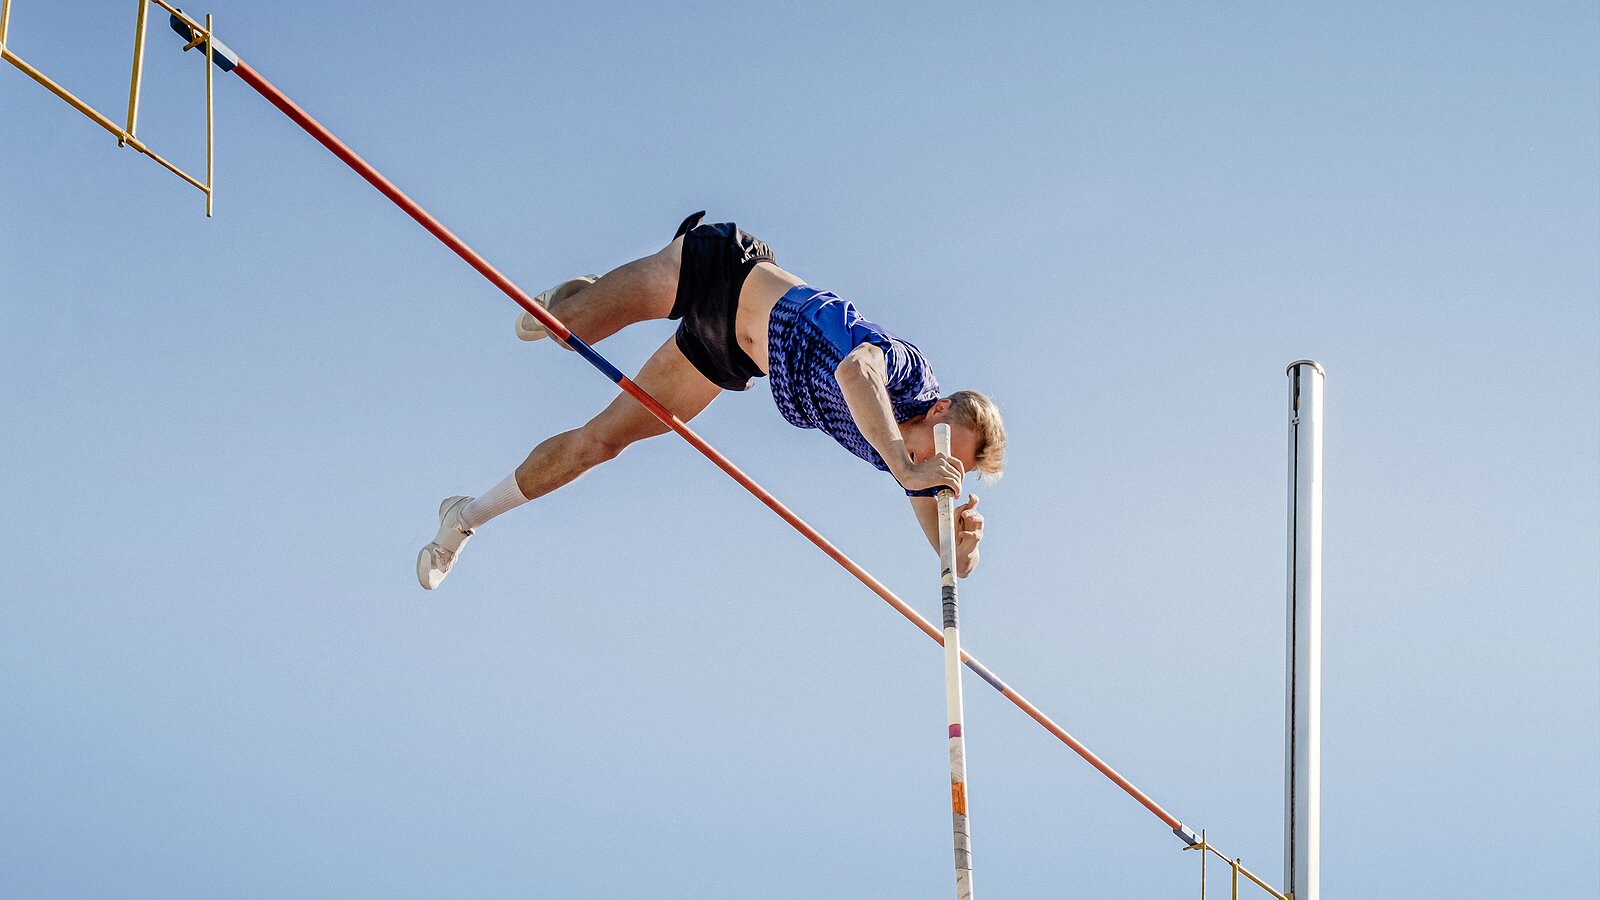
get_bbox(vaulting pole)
[1284,360,1323,900]
[164,15,1202,848]
[935,423,974,900]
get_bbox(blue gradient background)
[3,2,1596,896]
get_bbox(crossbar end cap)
[1174,825,1200,846]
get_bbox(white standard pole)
[935,422,973,900]
[1284,361,1324,900]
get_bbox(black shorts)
[671,211,773,391]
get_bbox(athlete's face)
[904,400,979,477]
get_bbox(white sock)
[459,472,529,530]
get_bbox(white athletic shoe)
[417,495,475,590]
[515,275,598,341]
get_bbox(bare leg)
[513,335,720,499]
[542,237,684,347]
[421,274,713,588]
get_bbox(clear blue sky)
[3,1,1596,897]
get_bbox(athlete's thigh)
[554,237,684,342]
[586,334,721,446]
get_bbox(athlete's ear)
[932,397,953,418]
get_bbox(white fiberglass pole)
[935,423,973,900]
[1285,360,1323,900]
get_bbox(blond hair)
[946,390,1006,482]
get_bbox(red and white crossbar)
[165,14,1200,848]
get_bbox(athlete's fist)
[897,451,964,494]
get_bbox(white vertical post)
[1284,361,1323,900]
[935,423,973,900]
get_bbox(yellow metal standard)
[125,0,147,135]
[1187,833,1289,900]
[2,0,215,213]
[205,13,213,216]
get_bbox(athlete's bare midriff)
[735,261,805,375]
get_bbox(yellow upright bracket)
[1186,831,1291,900]
[2,0,216,215]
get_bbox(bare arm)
[836,343,978,570]
[834,343,961,493]
[911,494,985,578]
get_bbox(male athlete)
[418,212,1005,589]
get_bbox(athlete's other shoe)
[515,275,598,341]
[417,495,474,590]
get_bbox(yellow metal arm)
[1,0,216,214]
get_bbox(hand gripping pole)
[169,17,1202,849]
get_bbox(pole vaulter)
[165,10,1206,851]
